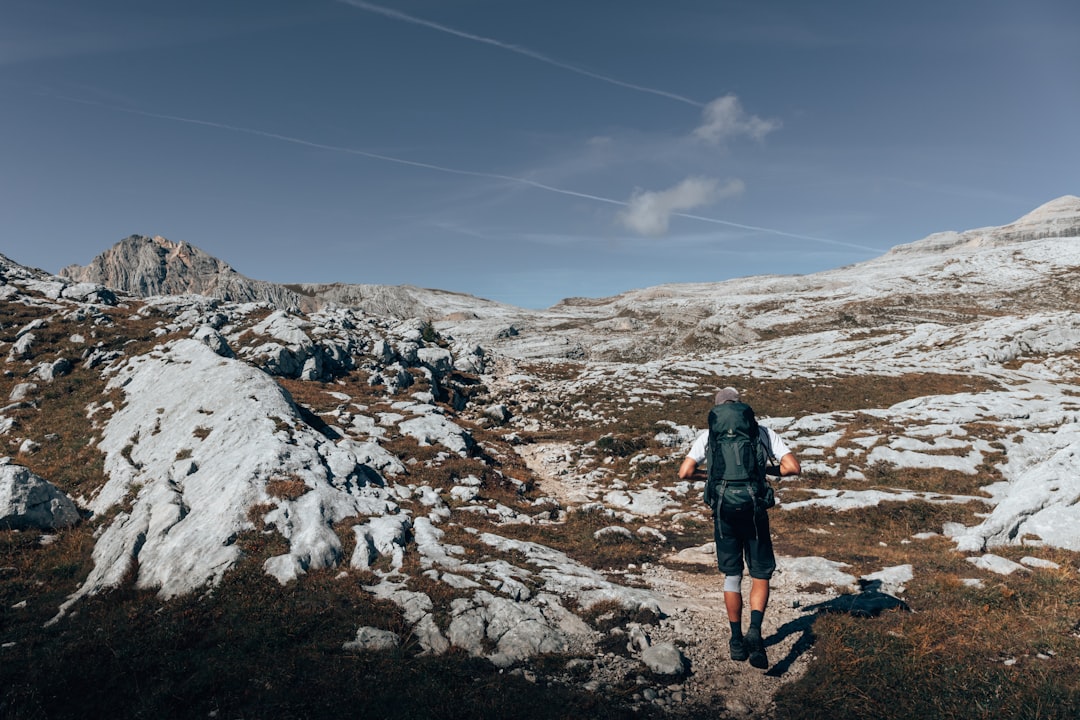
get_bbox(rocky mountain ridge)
[59,235,312,312]
[56,196,1080,364]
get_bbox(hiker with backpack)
[677,387,800,669]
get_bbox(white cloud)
[617,177,744,236]
[693,95,781,145]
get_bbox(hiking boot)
[744,627,768,669]
[729,636,748,662]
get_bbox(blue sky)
[2,0,1078,308]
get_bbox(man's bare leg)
[725,589,743,622]
[745,578,770,668]
[749,577,770,613]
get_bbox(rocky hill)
[58,234,527,324]
[432,195,1080,361]
[289,280,520,324]
[3,197,1080,718]
[59,235,312,311]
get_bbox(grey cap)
[714,387,739,404]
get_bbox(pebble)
[726,698,752,715]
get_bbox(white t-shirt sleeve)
[688,430,708,463]
[760,426,791,460]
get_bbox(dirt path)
[517,441,815,717]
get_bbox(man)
[677,387,800,669]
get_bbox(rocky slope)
[435,195,1080,361]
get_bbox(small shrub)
[595,434,647,457]
[420,320,439,344]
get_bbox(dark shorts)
[713,506,776,580]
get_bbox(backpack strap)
[757,426,776,463]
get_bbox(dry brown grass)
[519,368,1000,445]
[776,557,1080,720]
[495,507,660,572]
[773,501,984,577]
[0,519,98,625]
[265,476,310,501]
[745,372,1002,418]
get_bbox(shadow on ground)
[764,583,911,677]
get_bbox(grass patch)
[497,508,660,571]
[265,476,310,501]
[773,500,983,572]
[775,562,1080,720]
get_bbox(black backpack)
[703,401,772,511]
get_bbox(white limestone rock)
[594,525,634,541]
[448,590,593,668]
[482,404,511,425]
[477,532,661,614]
[860,564,913,595]
[8,333,35,361]
[603,488,677,517]
[967,553,1030,576]
[191,324,234,358]
[343,626,400,652]
[60,282,117,305]
[32,358,72,382]
[778,556,858,589]
[1020,556,1060,570]
[670,543,716,566]
[398,414,474,457]
[0,464,80,530]
[9,383,37,402]
[637,526,667,543]
[366,581,450,655]
[951,423,1080,553]
[351,514,411,570]
[416,347,453,375]
[53,338,399,621]
[640,642,688,676]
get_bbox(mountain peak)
[888,195,1080,256]
[60,234,302,309]
[1008,194,1080,228]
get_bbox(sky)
[1,0,1078,308]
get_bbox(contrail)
[673,212,877,251]
[52,95,628,191]
[336,0,704,107]
[50,94,874,251]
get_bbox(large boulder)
[0,463,80,530]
